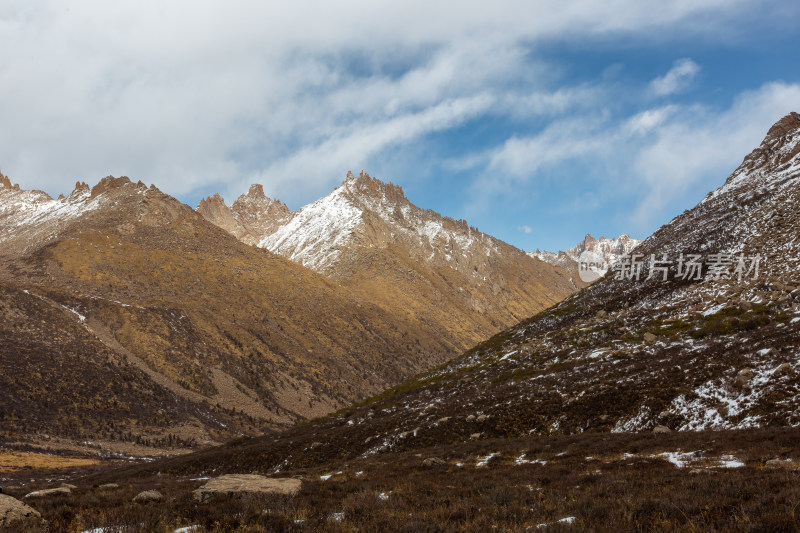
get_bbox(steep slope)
[201,172,579,351]
[148,112,800,475]
[0,174,462,453]
[530,233,641,275]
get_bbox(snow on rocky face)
[0,175,149,255]
[201,170,579,350]
[529,234,642,276]
[259,171,501,280]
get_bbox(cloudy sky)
[1,1,799,251]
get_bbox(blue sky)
[1,1,799,252]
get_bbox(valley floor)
[4,427,800,532]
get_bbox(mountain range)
[4,113,800,532]
[0,170,576,456]
[529,233,641,274]
[137,112,800,472]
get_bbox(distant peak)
[197,193,228,210]
[247,184,266,199]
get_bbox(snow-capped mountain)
[1,173,509,454]
[530,234,641,275]
[200,171,580,349]
[172,112,800,472]
[261,171,512,280]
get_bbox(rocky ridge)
[530,233,642,275]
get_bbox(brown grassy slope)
[0,281,242,447]
[0,177,464,447]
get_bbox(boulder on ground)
[24,487,71,498]
[98,483,120,490]
[132,490,163,504]
[193,474,302,503]
[765,458,792,468]
[643,332,657,343]
[652,425,672,434]
[774,363,792,376]
[0,494,42,528]
[422,457,446,467]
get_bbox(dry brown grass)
[0,450,99,473]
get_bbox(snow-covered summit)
[259,171,501,278]
[704,111,800,203]
[530,234,641,275]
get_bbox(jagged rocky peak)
[344,170,406,203]
[530,233,641,275]
[0,170,21,191]
[734,111,800,177]
[1,170,13,189]
[196,184,294,245]
[197,192,228,211]
[232,184,291,214]
[706,112,800,203]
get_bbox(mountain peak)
[1,171,19,190]
[246,184,266,199]
[197,193,227,210]
[90,175,132,199]
[764,111,800,142]
[709,111,800,200]
[343,170,406,203]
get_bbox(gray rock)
[475,414,488,423]
[465,415,476,422]
[774,363,792,376]
[98,483,119,490]
[132,490,163,504]
[652,425,672,434]
[436,417,450,424]
[422,457,446,467]
[735,368,755,387]
[470,432,483,440]
[194,474,302,503]
[0,494,42,528]
[643,332,657,343]
[24,487,71,498]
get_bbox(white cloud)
[630,81,800,224]
[0,0,775,205]
[518,225,534,234]
[649,59,701,97]
[467,78,800,230]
